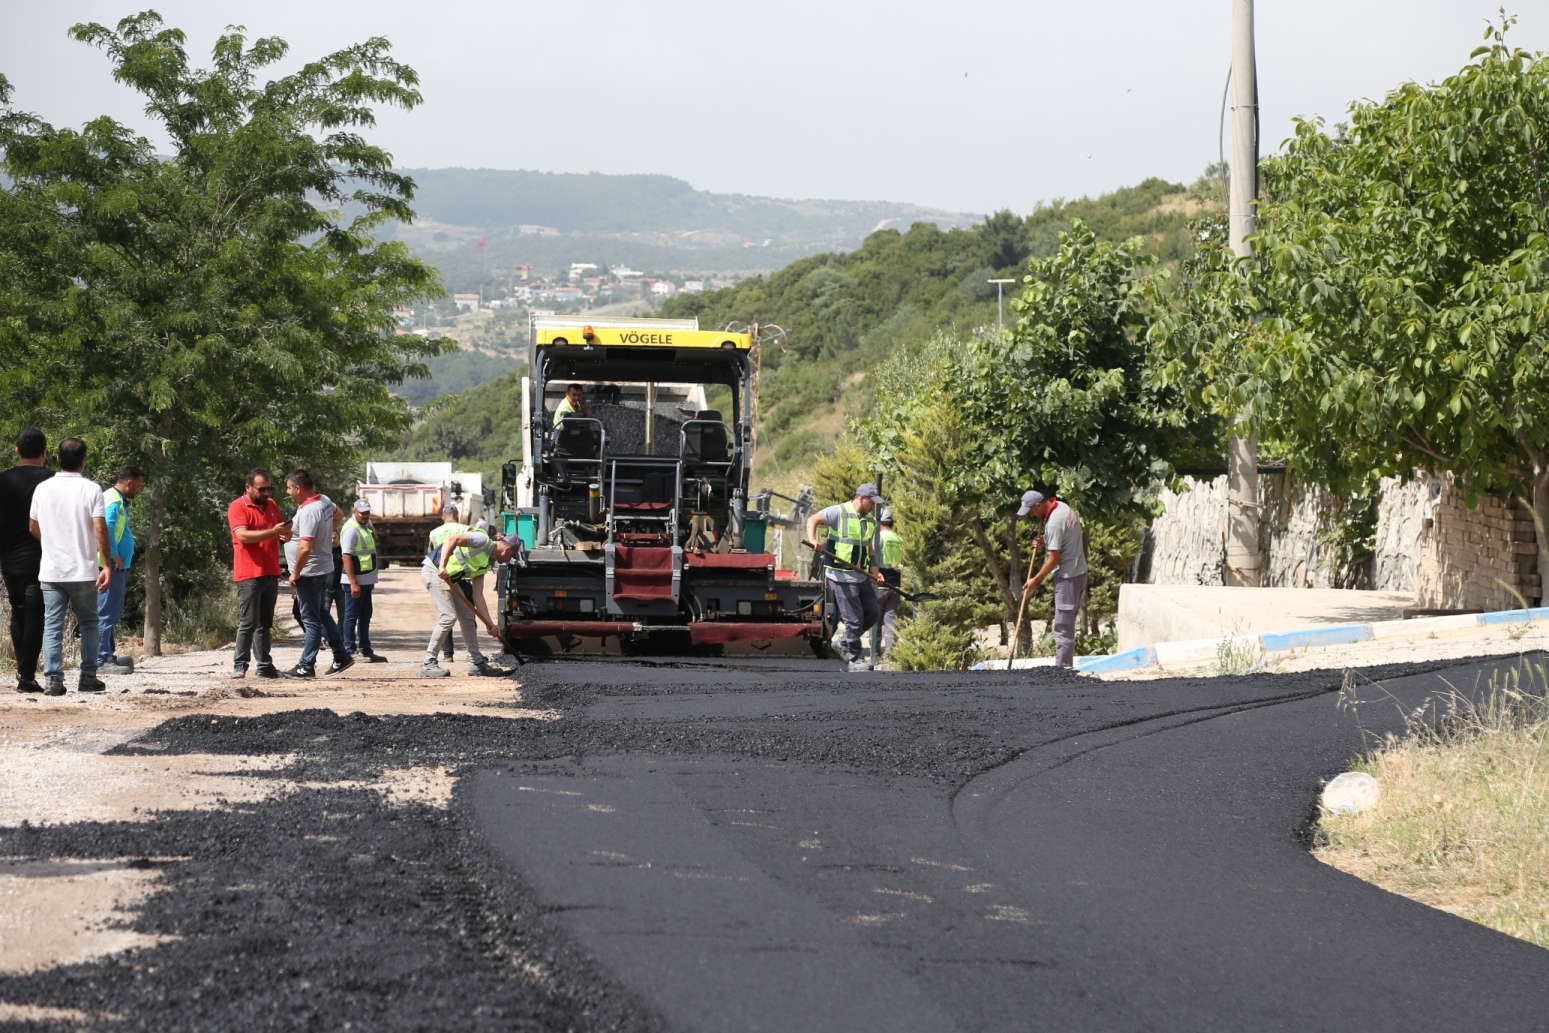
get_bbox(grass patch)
[1316,662,1549,949]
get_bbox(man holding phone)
[228,467,291,679]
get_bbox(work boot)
[44,677,65,697]
[78,674,107,693]
[99,661,134,676]
[254,665,280,680]
[361,652,389,663]
[282,665,315,679]
[231,663,249,679]
[468,660,508,677]
[325,655,355,676]
[419,660,450,678]
[16,678,42,694]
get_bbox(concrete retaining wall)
[1143,470,1541,608]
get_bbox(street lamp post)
[988,278,1016,334]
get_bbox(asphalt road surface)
[3,653,1546,1031]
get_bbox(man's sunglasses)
[253,485,274,494]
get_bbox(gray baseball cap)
[1016,490,1045,517]
[352,498,371,513]
[854,482,884,503]
[440,501,461,515]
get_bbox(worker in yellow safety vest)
[419,503,518,679]
[805,482,886,672]
[340,499,387,663]
[877,509,904,659]
[95,465,145,675]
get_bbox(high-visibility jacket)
[98,486,133,569]
[426,521,468,564]
[343,517,377,575]
[555,397,581,421]
[879,527,903,570]
[830,502,878,570]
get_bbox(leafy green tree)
[1155,20,1549,600]
[0,12,447,652]
[862,224,1213,652]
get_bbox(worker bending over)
[1018,490,1088,668]
[806,483,886,672]
[420,503,517,679]
[877,509,904,659]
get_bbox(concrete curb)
[972,606,1549,675]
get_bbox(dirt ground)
[0,567,549,980]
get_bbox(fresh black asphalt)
[1,653,1545,1031]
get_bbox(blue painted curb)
[1076,646,1154,674]
[1259,623,1373,652]
[1477,606,1549,625]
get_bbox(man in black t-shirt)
[0,428,54,692]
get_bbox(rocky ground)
[1,569,1545,1031]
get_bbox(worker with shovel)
[805,483,885,672]
[1017,489,1087,668]
[420,505,518,678]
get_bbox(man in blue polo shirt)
[96,466,144,675]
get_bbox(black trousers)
[234,575,279,669]
[2,559,44,682]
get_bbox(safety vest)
[428,521,490,581]
[555,397,581,421]
[97,486,130,567]
[830,502,878,570]
[427,521,468,562]
[879,527,903,569]
[344,517,377,574]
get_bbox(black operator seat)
[681,410,729,465]
[553,418,602,459]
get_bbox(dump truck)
[495,316,826,656]
[358,462,484,565]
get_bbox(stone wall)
[1142,470,1542,608]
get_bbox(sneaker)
[16,678,42,694]
[44,677,65,697]
[112,655,135,672]
[419,661,451,678]
[99,661,134,676]
[468,660,508,677]
[325,655,355,676]
[847,660,873,673]
[254,665,280,680]
[282,665,315,679]
[361,653,389,664]
[78,675,107,693]
[231,664,249,679]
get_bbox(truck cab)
[499,317,823,655]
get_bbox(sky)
[0,1,1542,215]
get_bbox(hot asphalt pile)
[1,656,1545,1031]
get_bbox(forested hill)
[658,175,1217,480]
[400,168,977,240]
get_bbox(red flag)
[476,237,486,248]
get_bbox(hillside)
[396,175,1221,488]
[384,168,980,290]
[658,175,1219,484]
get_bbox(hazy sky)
[1,1,1541,215]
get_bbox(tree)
[1155,20,1549,601]
[0,12,448,652]
[864,223,1215,648]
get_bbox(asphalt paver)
[1,654,1546,1030]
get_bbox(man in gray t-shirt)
[1017,489,1088,668]
[283,470,349,677]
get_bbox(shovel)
[802,541,938,603]
[444,574,526,666]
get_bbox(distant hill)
[384,168,981,288]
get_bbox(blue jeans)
[97,566,128,665]
[344,583,374,655]
[41,580,101,681]
[294,573,346,670]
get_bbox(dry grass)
[1316,662,1549,948]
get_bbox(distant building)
[611,266,643,279]
[453,293,479,311]
[651,281,677,297]
[682,280,705,293]
[568,263,599,280]
[513,263,534,280]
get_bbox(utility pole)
[1225,0,1261,588]
[989,279,1016,334]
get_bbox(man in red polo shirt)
[228,467,291,678]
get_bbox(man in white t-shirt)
[28,438,112,696]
